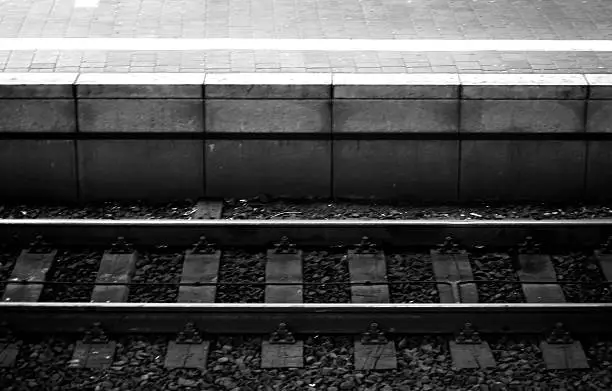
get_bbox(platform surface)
[0,0,611,73]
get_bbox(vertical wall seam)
[72,80,81,202]
[202,77,207,198]
[456,78,463,202]
[583,80,591,199]
[329,76,335,200]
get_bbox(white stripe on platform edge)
[1,38,612,52]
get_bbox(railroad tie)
[539,323,589,369]
[165,323,209,370]
[430,237,478,303]
[348,236,389,303]
[177,236,221,303]
[2,235,56,303]
[192,199,223,220]
[164,237,219,369]
[354,323,397,370]
[90,237,137,303]
[70,323,116,369]
[262,237,304,368]
[594,236,612,283]
[0,322,19,367]
[516,237,565,303]
[348,238,397,370]
[449,322,496,369]
[264,236,303,304]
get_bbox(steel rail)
[1,219,612,247]
[1,303,611,335]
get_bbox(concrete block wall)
[0,72,611,203]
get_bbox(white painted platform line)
[1,38,612,52]
[74,0,99,7]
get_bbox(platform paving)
[0,0,611,73]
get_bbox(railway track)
[1,219,612,390]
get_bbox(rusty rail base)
[1,303,611,335]
[1,219,612,248]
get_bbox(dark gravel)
[1,334,611,390]
[5,199,612,221]
[39,250,102,302]
[215,250,266,303]
[0,247,19,298]
[128,251,182,303]
[470,253,525,303]
[303,251,350,304]
[387,253,439,303]
[0,201,196,220]
[552,253,612,303]
[223,199,612,220]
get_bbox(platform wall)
[0,73,610,203]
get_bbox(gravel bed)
[470,253,525,303]
[5,199,612,221]
[1,334,611,390]
[128,251,182,303]
[387,253,439,303]
[552,253,612,303]
[0,247,19,298]
[303,251,350,304]
[223,199,612,220]
[0,201,196,220]
[215,250,266,303]
[39,249,102,302]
